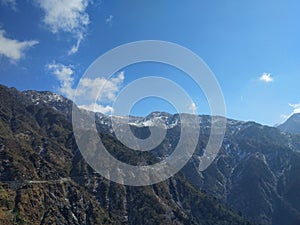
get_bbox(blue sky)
[0,0,300,126]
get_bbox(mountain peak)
[23,90,73,119]
[23,90,67,104]
[277,113,300,134]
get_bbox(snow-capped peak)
[23,90,65,105]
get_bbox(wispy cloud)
[37,0,91,54]
[68,33,83,55]
[259,73,274,83]
[280,114,289,121]
[289,102,300,114]
[0,29,39,61]
[48,63,125,114]
[79,103,114,114]
[105,15,113,26]
[47,63,75,99]
[188,102,197,114]
[0,0,17,10]
[280,102,300,123]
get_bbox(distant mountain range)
[1,84,300,225]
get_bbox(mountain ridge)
[0,84,254,225]
[2,84,300,225]
[277,113,300,134]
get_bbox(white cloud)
[188,102,197,114]
[0,29,39,61]
[280,102,300,124]
[79,103,114,114]
[77,71,124,103]
[47,63,75,99]
[48,63,124,114]
[259,73,274,83]
[37,0,91,54]
[289,103,300,114]
[37,0,89,33]
[105,15,113,25]
[280,114,289,120]
[0,0,17,10]
[68,33,83,55]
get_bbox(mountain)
[103,111,300,225]
[0,84,253,225]
[82,98,300,225]
[3,84,300,225]
[188,122,300,225]
[126,115,300,225]
[277,113,300,134]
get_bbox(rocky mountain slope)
[187,121,300,225]
[68,92,300,224]
[277,113,300,134]
[3,84,300,225]
[121,113,300,225]
[72,96,300,225]
[102,113,300,225]
[0,84,253,225]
